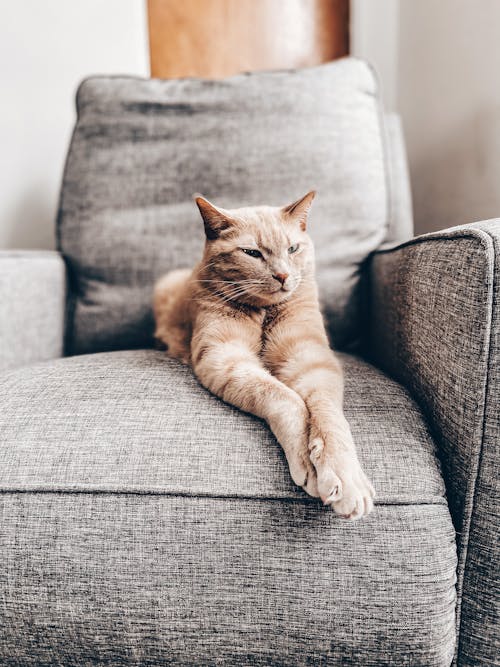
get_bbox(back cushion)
[58,57,388,355]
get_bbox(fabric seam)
[455,230,497,667]
[0,488,448,506]
[374,223,500,255]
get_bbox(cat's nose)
[273,272,289,286]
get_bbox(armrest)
[0,250,67,372]
[367,220,500,667]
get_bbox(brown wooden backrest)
[147,0,349,79]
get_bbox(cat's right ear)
[195,195,234,241]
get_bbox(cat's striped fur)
[153,192,374,519]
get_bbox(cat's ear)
[282,190,316,231]
[195,196,234,241]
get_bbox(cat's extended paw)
[309,440,375,520]
[331,465,375,520]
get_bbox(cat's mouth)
[269,283,298,301]
[274,278,299,294]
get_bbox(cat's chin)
[247,288,296,307]
[268,289,295,304]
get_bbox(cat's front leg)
[191,321,318,497]
[264,320,375,519]
[307,409,375,520]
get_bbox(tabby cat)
[153,192,374,519]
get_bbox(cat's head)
[195,191,316,307]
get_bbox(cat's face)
[196,192,316,307]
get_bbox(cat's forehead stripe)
[256,226,285,255]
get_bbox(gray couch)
[0,58,497,666]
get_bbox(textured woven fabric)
[0,350,456,665]
[58,58,390,355]
[368,220,500,667]
[0,350,446,503]
[0,496,456,667]
[0,251,66,372]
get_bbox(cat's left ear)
[281,190,316,231]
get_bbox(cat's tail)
[153,268,192,345]
[153,269,192,310]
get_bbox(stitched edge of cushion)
[0,486,448,505]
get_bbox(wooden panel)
[148,0,349,79]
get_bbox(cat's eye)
[288,244,300,254]
[241,248,263,259]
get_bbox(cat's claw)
[323,482,342,505]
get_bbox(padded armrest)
[0,251,66,372]
[367,220,500,667]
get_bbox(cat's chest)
[262,305,284,331]
[260,304,290,346]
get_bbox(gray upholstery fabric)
[0,350,457,665]
[367,220,500,667]
[58,58,389,355]
[0,250,66,372]
[0,351,445,501]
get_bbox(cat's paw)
[287,444,320,498]
[309,438,375,520]
[270,401,320,498]
[331,464,375,520]
[309,437,342,502]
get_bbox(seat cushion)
[58,57,389,355]
[0,351,457,666]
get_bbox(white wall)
[0,0,148,249]
[2,2,499,247]
[354,0,500,234]
[350,0,399,112]
[398,0,500,233]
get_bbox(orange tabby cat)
[153,192,374,519]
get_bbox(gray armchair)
[0,59,497,666]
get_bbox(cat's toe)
[288,446,316,491]
[288,456,308,488]
[300,451,321,498]
[309,437,324,464]
[308,438,343,504]
[332,474,375,520]
[333,494,361,520]
[302,470,320,498]
[319,471,343,505]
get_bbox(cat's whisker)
[196,278,265,286]
[216,285,257,304]
[195,276,266,284]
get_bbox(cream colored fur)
[153,192,374,520]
